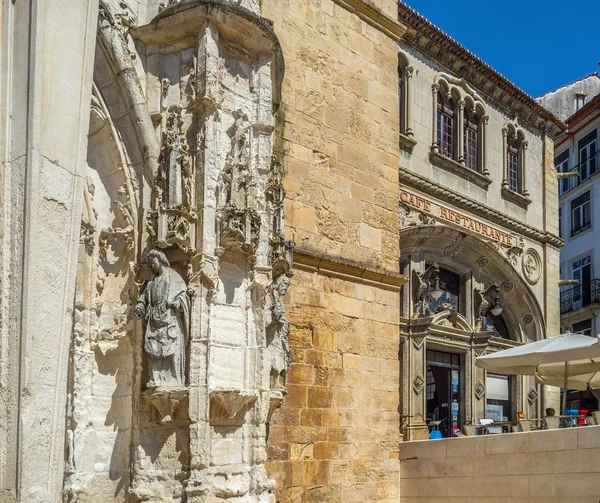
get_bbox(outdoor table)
[559,414,587,428]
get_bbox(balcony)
[558,150,600,196]
[560,279,600,314]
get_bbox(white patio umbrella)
[536,358,600,391]
[475,333,600,412]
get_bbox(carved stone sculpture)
[474,284,500,331]
[266,274,292,390]
[135,248,190,388]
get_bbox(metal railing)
[558,150,600,196]
[560,279,600,314]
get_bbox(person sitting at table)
[544,408,559,429]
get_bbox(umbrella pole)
[562,361,568,414]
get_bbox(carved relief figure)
[266,274,292,389]
[135,248,190,388]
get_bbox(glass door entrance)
[426,350,461,438]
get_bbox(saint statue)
[266,274,292,389]
[135,248,190,388]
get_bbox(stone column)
[405,254,428,440]
[501,126,509,188]
[457,99,465,163]
[481,114,490,176]
[404,65,414,137]
[0,1,99,501]
[522,140,530,196]
[431,83,440,152]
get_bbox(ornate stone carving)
[152,106,197,252]
[266,275,292,390]
[473,284,500,331]
[142,388,189,424]
[268,157,295,277]
[135,248,190,388]
[502,281,514,292]
[412,263,440,317]
[527,387,539,406]
[412,335,425,350]
[474,380,485,400]
[400,202,436,228]
[209,389,259,424]
[444,233,466,258]
[523,313,534,324]
[477,257,489,269]
[413,374,425,395]
[523,248,542,284]
[399,168,562,247]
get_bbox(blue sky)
[404,0,600,98]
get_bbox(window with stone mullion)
[464,117,478,172]
[507,143,520,193]
[437,93,454,159]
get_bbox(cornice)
[399,168,563,248]
[332,0,407,41]
[397,4,565,136]
[293,248,407,290]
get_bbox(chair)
[518,419,531,432]
[592,411,600,426]
[544,416,560,430]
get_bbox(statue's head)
[147,248,170,274]
[275,274,291,295]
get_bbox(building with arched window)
[397,4,564,440]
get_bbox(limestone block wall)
[262,0,402,273]
[267,268,401,502]
[400,426,600,502]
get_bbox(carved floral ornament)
[522,248,542,285]
[413,374,425,395]
[474,380,486,400]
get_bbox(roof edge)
[398,2,566,133]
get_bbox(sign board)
[400,190,517,246]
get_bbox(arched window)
[399,66,406,134]
[423,266,460,316]
[503,126,528,198]
[464,112,479,172]
[437,92,454,159]
[507,135,521,193]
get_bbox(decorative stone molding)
[523,313,534,324]
[293,248,407,290]
[502,186,532,208]
[209,389,259,424]
[527,387,539,406]
[399,3,565,135]
[522,248,542,285]
[400,202,436,229]
[399,167,563,248]
[502,281,514,292]
[477,257,489,269]
[334,0,407,41]
[412,335,425,350]
[142,388,190,424]
[474,380,486,401]
[413,374,425,395]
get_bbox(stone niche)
[66,1,291,502]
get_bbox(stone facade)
[0,1,570,502]
[260,1,406,501]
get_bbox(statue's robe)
[137,268,189,387]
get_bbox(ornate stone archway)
[399,224,546,440]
